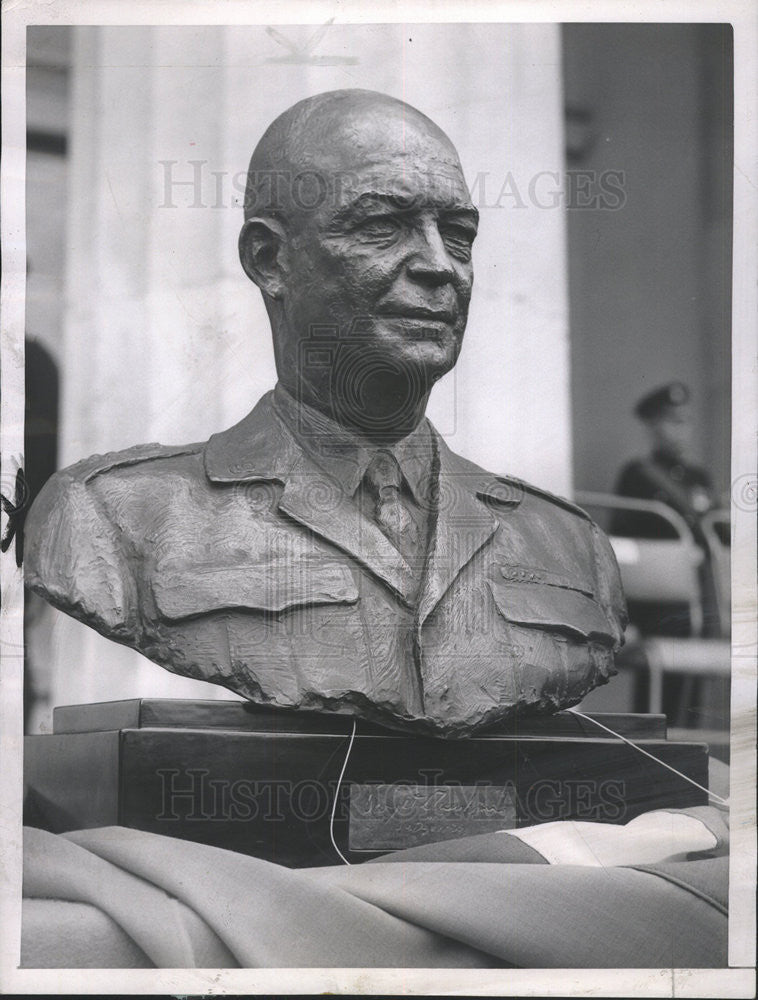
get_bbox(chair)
[700,508,731,638]
[573,492,731,721]
[574,493,707,635]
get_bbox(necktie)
[364,450,419,559]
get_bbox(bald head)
[243,89,463,222]
[238,89,477,439]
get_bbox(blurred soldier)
[613,382,721,645]
[613,382,715,545]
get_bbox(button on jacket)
[25,388,627,737]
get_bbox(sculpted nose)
[406,221,455,285]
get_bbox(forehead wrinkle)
[326,157,474,216]
[330,191,478,226]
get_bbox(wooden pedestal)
[24,699,709,868]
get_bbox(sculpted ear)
[238,217,289,299]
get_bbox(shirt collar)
[652,447,683,471]
[271,382,432,502]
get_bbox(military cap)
[634,381,690,420]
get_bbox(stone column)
[50,22,570,711]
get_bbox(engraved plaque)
[348,782,518,851]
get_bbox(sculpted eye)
[355,216,401,239]
[440,224,476,261]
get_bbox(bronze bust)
[25,89,627,737]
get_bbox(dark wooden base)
[24,700,709,868]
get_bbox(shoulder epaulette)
[501,475,593,521]
[60,441,205,484]
[475,473,525,506]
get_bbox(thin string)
[567,707,729,808]
[330,718,358,865]
[328,710,726,865]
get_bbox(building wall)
[26,27,70,360]
[564,24,733,498]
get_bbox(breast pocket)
[152,558,359,621]
[487,579,617,646]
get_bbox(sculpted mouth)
[378,307,456,322]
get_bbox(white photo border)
[1,0,755,995]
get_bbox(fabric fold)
[58,826,499,968]
[20,812,729,969]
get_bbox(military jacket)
[613,451,715,544]
[25,391,627,737]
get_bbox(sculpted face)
[240,91,478,437]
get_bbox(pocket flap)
[153,559,359,620]
[488,580,614,641]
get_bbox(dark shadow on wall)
[563,23,733,498]
[25,339,59,508]
[24,340,60,733]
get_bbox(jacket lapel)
[204,392,418,604]
[417,434,521,625]
[277,452,418,603]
